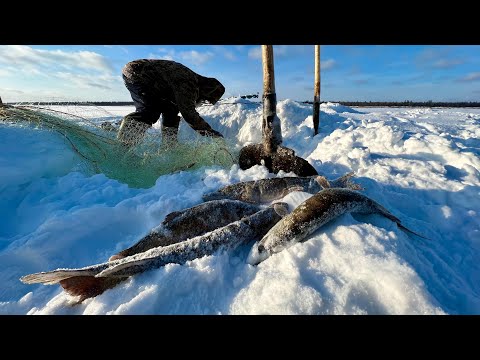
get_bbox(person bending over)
[118,59,225,146]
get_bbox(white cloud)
[157,48,176,60]
[248,46,262,59]
[224,52,236,61]
[53,72,123,90]
[416,47,467,70]
[0,46,121,99]
[0,45,114,74]
[432,59,465,69]
[274,45,289,56]
[148,53,174,61]
[353,78,370,85]
[179,50,214,65]
[321,59,336,70]
[0,87,68,102]
[248,45,310,60]
[247,45,291,60]
[0,65,46,77]
[417,48,441,63]
[211,46,236,61]
[0,68,12,77]
[458,72,480,82]
[160,54,175,61]
[155,48,215,65]
[0,87,25,95]
[277,45,310,57]
[20,67,44,76]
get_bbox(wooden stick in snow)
[262,45,283,154]
[313,45,321,136]
[238,46,319,177]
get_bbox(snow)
[1,100,479,315]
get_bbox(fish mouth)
[246,243,269,265]
[273,202,289,216]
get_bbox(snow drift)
[0,100,479,314]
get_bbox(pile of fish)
[20,172,424,303]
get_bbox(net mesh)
[0,104,237,188]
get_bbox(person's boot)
[117,117,150,146]
[161,126,178,147]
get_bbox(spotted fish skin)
[248,188,417,265]
[114,199,263,259]
[20,203,289,285]
[95,203,289,278]
[202,172,362,204]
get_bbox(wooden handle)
[314,45,320,101]
[261,45,282,152]
[313,45,321,135]
[262,45,276,94]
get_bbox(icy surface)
[1,101,479,314]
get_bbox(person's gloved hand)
[198,129,224,138]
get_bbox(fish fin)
[96,259,150,278]
[163,211,182,224]
[20,269,99,285]
[59,276,127,303]
[374,202,428,240]
[330,172,364,190]
[397,223,430,240]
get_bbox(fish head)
[247,241,270,265]
[247,234,292,265]
[247,202,289,265]
[272,202,289,216]
[315,176,330,189]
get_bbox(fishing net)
[0,104,237,188]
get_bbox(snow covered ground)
[0,100,479,315]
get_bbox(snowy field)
[0,99,479,315]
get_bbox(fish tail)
[20,270,98,285]
[330,172,364,190]
[372,201,429,240]
[397,223,430,240]
[58,276,127,303]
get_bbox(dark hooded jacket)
[122,59,225,132]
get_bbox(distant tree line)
[240,93,259,99]
[302,100,480,108]
[7,101,136,106]
[5,99,480,108]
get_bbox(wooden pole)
[0,96,3,106]
[313,45,320,135]
[262,45,282,154]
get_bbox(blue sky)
[1,45,479,102]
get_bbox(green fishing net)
[0,105,237,188]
